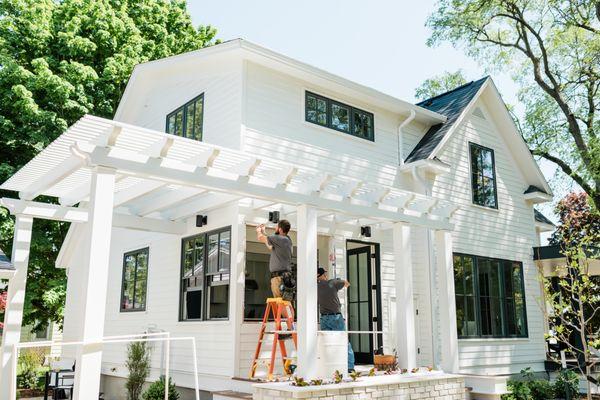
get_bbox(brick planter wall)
[253,374,466,400]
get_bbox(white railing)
[11,332,199,400]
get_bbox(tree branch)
[532,149,595,195]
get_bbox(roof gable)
[405,77,488,163]
[405,77,552,196]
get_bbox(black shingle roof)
[0,248,13,270]
[524,185,548,195]
[534,209,554,226]
[405,77,489,163]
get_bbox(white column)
[434,230,459,373]
[72,166,116,399]
[0,215,33,400]
[232,210,246,377]
[296,204,318,379]
[393,223,416,370]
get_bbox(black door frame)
[346,239,383,365]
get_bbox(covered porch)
[0,115,460,399]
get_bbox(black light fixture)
[269,211,280,223]
[360,226,371,238]
[196,214,208,227]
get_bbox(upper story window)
[121,247,149,312]
[166,93,204,141]
[454,253,527,339]
[305,92,374,141]
[180,227,231,321]
[470,143,497,209]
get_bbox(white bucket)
[316,331,348,378]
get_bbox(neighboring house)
[0,39,553,400]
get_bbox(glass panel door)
[347,246,373,364]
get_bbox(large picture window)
[180,227,230,321]
[166,93,204,141]
[470,143,498,208]
[454,253,527,338]
[121,248,149,312]
[305,92,374,141]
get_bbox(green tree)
[427,0,600,207]
[414,70,468,100]
[0,0,218,330]
[126,341,151,400]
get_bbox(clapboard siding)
[243,62,414,186]
[86,204,241,388]
[431,99,546,374]
[116,53,243,150]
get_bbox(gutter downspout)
[398,110,416,166]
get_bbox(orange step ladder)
[249,297,297,380]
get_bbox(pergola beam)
[82,146,453,230]
[19,149,88,201]
[0,198,186,235]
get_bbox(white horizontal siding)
[88,205,240,390]
[243,62,411,186]
[116,53,243,150]
[432,100,546,375]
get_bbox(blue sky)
[188,0,562,230]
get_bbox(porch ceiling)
[0,115,458,231]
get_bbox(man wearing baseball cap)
[317,267,355,372]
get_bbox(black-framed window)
[305,91,374,141]
[166,93,204,141]
[121,248,149,312]
[180,227,230,321]
[470,143,498,208]
[454,253,527,338]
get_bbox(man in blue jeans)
[317,267,355,372]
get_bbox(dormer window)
[305,91,374,141]
[470,143,498,209]
[166,93,204,140]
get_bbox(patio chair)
[44,358,75,400]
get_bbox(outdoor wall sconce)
[196,214,208,227]
[269,211,280,223]
[360,226,371,237]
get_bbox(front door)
[346,243,382,364]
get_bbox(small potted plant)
[373,348,397,372]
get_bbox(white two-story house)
[0,39,554,400]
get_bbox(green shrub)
[554,369,579,399]
[529,379,554,400]
[142,376,180,400]
[502,380,533,400]
[16,349,45,390]
[501,368,554,400]
[125,341,151,400]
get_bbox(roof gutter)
[397,110,416,166]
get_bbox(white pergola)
[0,115,460,399]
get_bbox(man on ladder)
[255,220,294,301]
[250,220,296,379]
[317,267,355,372]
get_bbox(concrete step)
[212,390,253,400]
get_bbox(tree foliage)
[126,340,151,400]
[0,0,218,330]
[427,0,600,207]
[543,192,600,399]
[0,290,6,330]
[414,70,468,100]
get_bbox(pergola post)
[393,222,417,370]
[72,166,116,399]
[0,215,33,400]
[434,230,459,373]
[296,204,318,379]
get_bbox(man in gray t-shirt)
[256,220,293,298]
[317,267,355,371]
